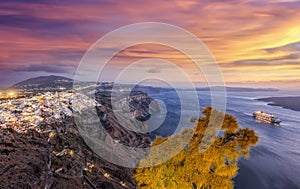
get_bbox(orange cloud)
[0,0,299,86]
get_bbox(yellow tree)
[134,107,258,189]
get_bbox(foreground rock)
[0,125,140,189]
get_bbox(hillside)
[0,89,153,188]
[0,126,137,189]
[12,75,73,90]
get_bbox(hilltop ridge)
[12,75,73,90]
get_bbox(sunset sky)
[0,0,300,88]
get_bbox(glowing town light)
[8,92,15,97]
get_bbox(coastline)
[257,96,300,111]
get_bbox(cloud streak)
[0,0,299,86]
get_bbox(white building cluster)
[0,91,76,133]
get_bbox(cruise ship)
[253,111,281,124]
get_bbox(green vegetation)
[134,107,258,189]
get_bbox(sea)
[143,88,300,189]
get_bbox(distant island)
[257,96,300,111]
[197,86,279,92]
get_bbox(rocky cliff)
[0,89,155,189]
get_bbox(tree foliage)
[134,107,259,189]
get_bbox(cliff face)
[95,90,155,146]
[0,90,154,189]
[0,127,137,189]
